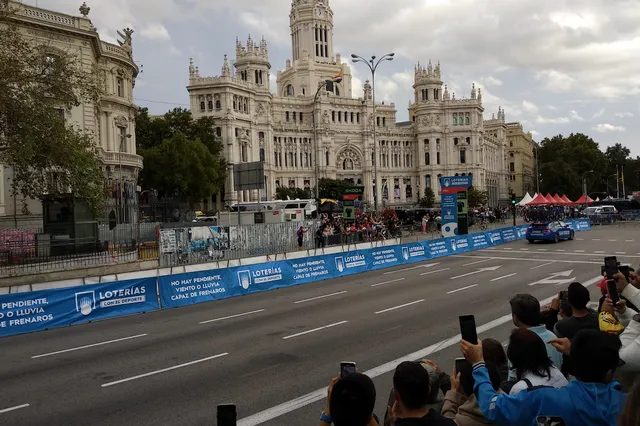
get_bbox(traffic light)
[511,193,516,205]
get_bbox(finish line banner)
[157,220,590,309]
[0,278,159,338]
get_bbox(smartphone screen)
[340,362,356,378]
[217,404,237,426]
[606,279,620,305]
[604,256,618,279]
[459,315,478,344]
[454,357,470,374]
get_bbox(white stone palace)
[0,1,141,225]
[188,0,513,211]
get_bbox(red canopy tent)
[527,193,552,205]
[553,194,566,204]
[561,195,574,204]
[574,194,594,204]
[545,193,557,204]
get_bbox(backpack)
[523,378,554,392]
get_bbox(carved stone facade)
[1,1,142,222]
[506,122,536,198]
[188,0,521,210]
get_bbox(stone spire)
[79,2,90,17]
[471,83,476,100]
[189,57,195,79]
[221,54,230,76]
[477,87,482,103]
[443,84,450,100]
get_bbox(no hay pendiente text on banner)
[0,219,591,337]
[0,278,159,338]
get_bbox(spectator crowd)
[317,267,640,426]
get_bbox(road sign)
[528,270,576,286]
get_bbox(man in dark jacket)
[387,361,455,425]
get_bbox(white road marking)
[237,276,602,426]
[490,273,518,282]
[420,268,451,276]
[371,278,405,287]
[529,270,576,286]
[102,353,229,388]
[609,239,618,242]
[375,300,424,315]
[0,404,30,415]
[32,334,148,359]
[200,309,265,324]
[555,249,566,252]
[384,263,440,275]
[574,250,585,253]
[592,239,601,241]
[531,262,554,270]
[616,252,626,255]
[294,291,347,304]
[625,240,634,242]
[450,265,502,280]
[474,250,640,258]
[282,321,348,340]
[451,255,601,265]
[503,248,514,250]
[537,249,548,251]
[594,251,605,254]
[576,238,584,241]
[447,284,478,294]
[519,248,529,251]
[462,259,492,266]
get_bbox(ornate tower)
[234,34,271,89]
[290,0,334,63]
[413,60,442,103]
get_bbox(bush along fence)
[0,219,592,338]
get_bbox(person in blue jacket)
[460,329,627,426]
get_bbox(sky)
[25,0,640,156]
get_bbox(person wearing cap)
[320,373,379,426]
[462,330,627,426]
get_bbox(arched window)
[325,150,329,166]
[285,84,294,97]
[215,100,221,110]
[425,152,430,165]
[259,148,265,162]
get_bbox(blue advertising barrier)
[0,219,592,336]
[0,277,159,338]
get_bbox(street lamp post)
[606,174,617,198]
[119,133,132,224]
[582,170,594,205]
[350,52,395,212]
[312,81,329,200]
[534,143,540,194]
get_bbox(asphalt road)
[0,226,638,426]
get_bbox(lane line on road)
[463,259,491,266]
[420,268,451,276]
[0,404,30,415]
[574,250,585,253]
[593,239,601,241]
[609,239,618,242]
[447,284,478,294]
[595,251,605,254]
[237,275,603,426]
[371,278,405,287]
[32,334,148,359]
[102,353,229,388]
[282,321,348,340]
[451,255,601,265]
[556,249,566,252]
[537,249,548,251]
[503,248,514,250]
[294,291,347,304]
[616,252,627,255]
[490,273,518,282]
[375,300,424,315]
[384,263,440,275]
[626,240,634,242]
[531,262,554,270]
[200,309,265,324]
[576,238,584,241]
[519,248,529,251]
[471,249,640,258]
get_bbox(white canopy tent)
[517,192,533,206]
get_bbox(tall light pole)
[606,173,617,198]
[534,142,540,194]
[312,80,328,200]
[119,133,132,224]
[582,169,594,205]
[351,52,395,212]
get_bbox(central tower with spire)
[290,0,334,63]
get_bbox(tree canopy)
[317,178,352,199]
[536,133,639,199]
[418,187,435,208]
[275,186,311,200]
[0,4,105,214]
[136,107,226,202]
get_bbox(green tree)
[317,178,351,199]
[0,3,105,214]
[140,132,225,207]
[468,186,488,208]
[275,186,310,200]
[537,133,608,198]
[418,187,435,208]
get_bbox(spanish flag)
[332,71,343,83]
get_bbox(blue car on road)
[525,221,575,243]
